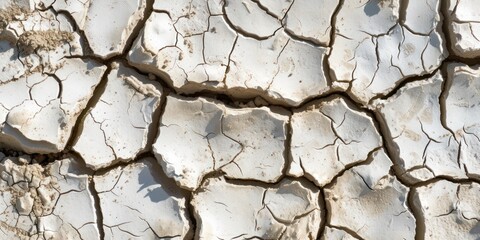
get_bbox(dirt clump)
[0,5,29,31]
[17,30,74,54]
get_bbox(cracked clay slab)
[375,65,480,183]
[128,0,331,106]
[153,95,288,190]
[0,5,84,74]
[412,180,480,240]
[445,0,480,58]
[0,3,105,154]
[444,63,480,180]
[94,158,193,239]
[324,148,416,240]
[375,72,458,183]
[289,96,382,187]
[73,62,162,170]
[41,0,147,58]
[191,177,323,239]
[0,58,106,154]
[328,0,447,104]
[283,0,339,46]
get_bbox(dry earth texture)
[0,0,479,239]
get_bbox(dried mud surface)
[0,0,479,239]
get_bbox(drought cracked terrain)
[0,0,479,239]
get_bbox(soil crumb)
[0,5,29,30]
[18,30,74,53]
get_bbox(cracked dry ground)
[1,0,480,239]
